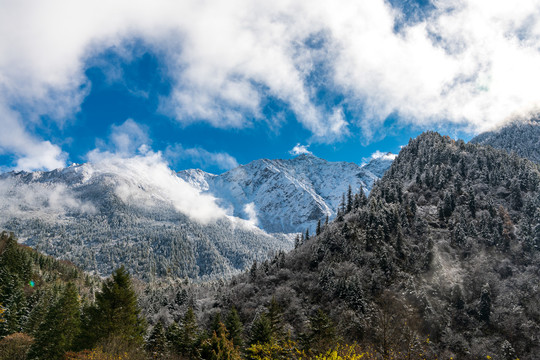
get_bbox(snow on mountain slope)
[470,115,540,163]
[0,153,291,280]
[178,153,394,233]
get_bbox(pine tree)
[180,307,200,358]
[249,313,272,345]
[146,322,167,359]
[302,309,336,354]
[201,322,242,360]
[28,283,81,360]
[316,220,321,236]
[267,297,284,339]
[225,307,243,348]
[479,283,491,324]
[210,312,222,336]
[249,261,258,282]
[346,185,353,213]
[83,266,146,347]
[166,322,182,355]
[294,234,301,249]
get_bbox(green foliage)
[82,267,146,349]
[179,307,201,358]
[301,309,336,355]
[249,313,273,346]
[201,322,242,360]
[28,283,81,360]
[246,339,303,360]
[145,322,167,359]
[225,307,243,348]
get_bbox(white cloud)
[0,177,96,218]
[368,150,398,162]
[289,143,312,156]
[87,119,150,162]
[86,150,230,224]
[2,0,540,165]
[0,103,67,171]
[243,202,259,227]
[165,144,239,171]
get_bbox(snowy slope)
[178,154,394,233]
[470,115,540,163]
[0,155,291,280]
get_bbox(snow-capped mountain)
[0,154,292,280]
[0,152,394,280]
[178,153,395,233]
[470,115,540,163]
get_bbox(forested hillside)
[0,160,291,281]
[214,132,540,359]
[2,132,539,359]
[471,115,540,163]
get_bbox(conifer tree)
[83,266,146,347]
[201,322,242,360]
[267,297,284,339]
[347,185,353,213]
[225,307,243,348]
[166,322,182,355]
[316,220,321,236]
[180,307,200,358]
[479,283,491,324]
[210,312,222,336]
[305,229,310,242]
[301,309,336,355]
[28,283,81,360]
[294,234,301,249]
[249,313,272,345]
[146,322,167,359]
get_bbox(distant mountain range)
[0,152,393,279]
[178,153,394,233]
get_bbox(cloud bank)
[289,143,312,156]
[2,0,540,169]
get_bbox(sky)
[1,0,540,174]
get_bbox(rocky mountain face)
[470,115,540,163]
[178,153,394,233]
[216,132,540,359]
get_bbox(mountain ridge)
[178,153,394,233]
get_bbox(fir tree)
[249,313,272,345]
[346,185,353,213]
[301,309,336,355]
[166,322,182,355]
[294,234,301,249]
[210,312,222,336]
[28,283,81,360]
[305,229,310,242]
[180,307,200,358]
[479,283,491,324]
[201,322,242,360]
[267,297,284,339]
[146,322,167,359]
[225,307,243,348]
[84,266,146,347]
[316,220,321,236]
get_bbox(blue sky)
[1,0,539,174]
